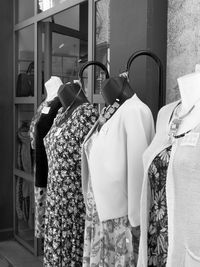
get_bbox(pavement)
[0,241,43,267]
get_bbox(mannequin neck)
[45,76,63,102]
[101,76,135,105]
[177,72,200,115]
[57,82,89,111]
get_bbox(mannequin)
[101,75,135,105]
[81,73,154,266]
[174,71,200,135]
[34,77,63,238]
[43,80,98,266]
[57,82,89,115]
[138,72,200,266]
[45,76,63,102]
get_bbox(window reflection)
[52,33,80,83]
[38,0,68,12]
[94,0,110,94]
[17,0,34,23]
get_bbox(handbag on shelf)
[16,61,34,97]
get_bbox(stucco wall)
[167,0,200,103]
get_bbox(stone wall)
[167,0,200,103]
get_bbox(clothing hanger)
[78,60,110,92]
[59,61,110,111]
[126,50,164,109]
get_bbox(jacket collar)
[83,94,138,145]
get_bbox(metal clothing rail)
[126,50,164,109]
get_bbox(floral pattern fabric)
[43,103,98,267]
[34,186,46,238]
[29,100,46,150]
[147,146,172,267]
[83,177,137,267]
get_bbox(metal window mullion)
[13,29,18,240]
[34,0,38,17]
[88,0,95,103]
[44,22,52,82]
[37,21,43,106]
[14,0,87,31]
[34,22,38,112]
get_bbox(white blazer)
[138,101,200,267]
[81,94,155,227]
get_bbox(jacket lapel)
[83,119,100,145]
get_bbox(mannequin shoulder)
[123,95,153,122]
[122,96,154,127]
[157,101,179,122]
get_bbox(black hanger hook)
[78,60,110,91]
[126,50,164,109]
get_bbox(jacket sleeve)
[124,104,155,227]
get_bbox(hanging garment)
[34,97,61,238]
[29,100,47,238]
[29,98,61,238]
[138,101,200,267]
[15,177,24,220]
[43,103,98,267]
[34,186,46,238]
[18,121,33,174]
[82,94,155,267]
[147,146,171,267]
[83,131,136,267]
[35,97,62,187]
[17,122,34,227]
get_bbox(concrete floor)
[0,241,43,267]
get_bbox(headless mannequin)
[175,72,200,135]
[45,76,63,102]
[57,81,89,118]
[101,76,135,105]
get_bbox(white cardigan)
[81,94,155,227]
[137,101,200,267]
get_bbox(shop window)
[39,4,88,95]
[38,0,68,12]
[16,25,34,98]
[14,104,35,248]
[94,0,110,94]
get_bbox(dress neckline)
[55,102,89,127]
[168,101,200,139]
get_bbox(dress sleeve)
[123,105,155,227]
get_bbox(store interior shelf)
[14,169,34,183]
[14,97,35,104]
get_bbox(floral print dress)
[43,103,98,267]
[83,130,139,267]
[147,146,172,267]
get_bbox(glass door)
[13,1,89,257]
[38,3,89,100]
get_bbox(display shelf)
[14,97,36,104]
[14,169,34,183]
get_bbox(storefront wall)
[0,0,169,244]
[0,0,13,240]
[167,0,200,103]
